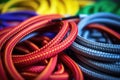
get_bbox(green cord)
[77,1,120,15]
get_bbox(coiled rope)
[0,14,83,80]
[70,13,120,80]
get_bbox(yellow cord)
[63,0,79,15]
[36,0,80,15]
[6,7,34,12]
[37,0,49,14]
[15,1,39,10]
[57,1,66,15]
[0,3,5,13]
[79,0,94,6]
[1,0,39,13]
[1,0,94,15]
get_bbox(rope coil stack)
[0,14,84,80]
[0,0,120,80]
[70,13,120,80]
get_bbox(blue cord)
[0,11,37,28]
[70,13,120,80]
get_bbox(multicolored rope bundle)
[0,0,120,80]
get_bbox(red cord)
[86,24,120,40]
[0,14,83,80]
